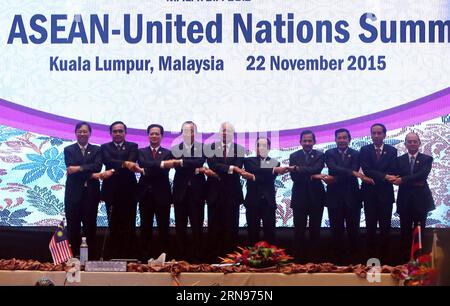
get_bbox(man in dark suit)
[325,128,371,264]
[289,130,326,262]
[393,132,435,261]
[101,121,139,259]
[360,123,397,260]
[205,122,252,260]
[64,122,102,259]
[171,121,207,262]
[137,124,177,260]
[243,137,289,245]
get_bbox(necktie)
[80,146,86,156]
[223,144,227,160]
[116,144,122,151]
[304,151,309,162]
[152,148,157,159]
[340,151,345,161]
[410,156,415,174]
[375,148,382,161]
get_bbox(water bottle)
[80,237,88,265]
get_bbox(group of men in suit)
[64,121,435,263]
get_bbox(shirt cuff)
[195,168,200,175]
[160,161,165,169]
[180,159,184,167]
[228,166,234,174]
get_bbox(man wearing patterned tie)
[359,123,397,261]
[64,122,102,259]
[136,124,177,260]
[100,121,139,259]
[392,132,435,261]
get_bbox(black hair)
[75,121,92,133]
[109,121,127,133]
[147,124,164,136]
[370,123,387,134]
[300,130,316,143]
[335,128,351,139]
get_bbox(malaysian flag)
[410,223,422,260]
[49,221,73,265]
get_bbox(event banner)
[0,0,448,227]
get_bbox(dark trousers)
[139,192,170,261]
[364,200,393,259]
[65,188,98,259]
[399,210,427,262]
[245,198,276,246]
[106,193,137,259]
[292,201,324,262]
[207,197,240,261]
[174,187,205,262]
[328,202,361,264]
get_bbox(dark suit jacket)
[396,153,435,215]
[289,149,325,209]
[100,141,138,203]
[171,142,206,205]
[244,156,280,209]
[205,142,245,206]
[325,147,361,209]
[360,144,397,204]
[137,146,173,206]
[64,143,102,204]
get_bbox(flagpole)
[418,222,422,257]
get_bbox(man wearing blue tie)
[392,132,435,261]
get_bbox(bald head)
[405,132,421,155]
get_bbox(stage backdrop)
[0,0,449,227]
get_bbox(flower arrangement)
[403,254,437,286]
[220,241,293,268]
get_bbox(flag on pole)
[49,221,73,265]
[410,223,422,260]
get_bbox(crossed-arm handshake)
[233,165,295,181]
[66,165,115,180]
[310,171,377,185]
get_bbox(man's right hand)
[273,167,289,175]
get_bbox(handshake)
[91,169,115,181]
[233,166,296,181]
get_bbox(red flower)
[417,255,431,264]
[254,241,270,248]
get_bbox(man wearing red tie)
[359,123,397,260]
[135,124,178,260]
[392,132,435,262]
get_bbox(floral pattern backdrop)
[0,116,448,228]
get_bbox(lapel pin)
[311,155,314,158]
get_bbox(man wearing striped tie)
[393,132,435,262]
